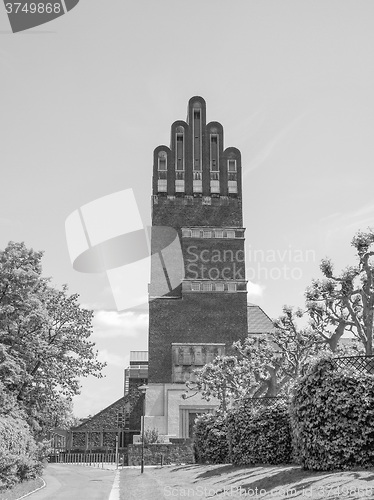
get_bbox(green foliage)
[290,353,374,470]
[140,428,165,445]
[227,401,292,466]
[184,356,258,410]
[193,412,230,464]
[0,241,105,435]
[306,228,374,354]
[0,413,49,491]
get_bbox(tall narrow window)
[176,131,184,171]
[210,134,220,194]
[228,159,237,194]
[193,107,202,193]
[175,128,185,193]
[157,151,167,192]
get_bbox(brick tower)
[145,96,248,439]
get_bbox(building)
[66,97,276,447]
[145,96,250,439]
[67,351,148,451]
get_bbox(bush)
[0,415,46,491]
[140,428,164,445]
[193,412,230,464]
[290,354,374,471]
[227,401,292,465]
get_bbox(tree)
[234,306,326,397]
[0,242,105,434]
[306,229,374,355]
[184,306,324,406]
[183,356,259,411]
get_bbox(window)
[191,282,201,291]
[182,229,191,238]
[226,230,235,238]
[203,231,212,238]
[176,132,184,170]
[193,108,202,172]
[175,180,185,192]
[158,151,167,170]
[228,159,237,172]
[175,171,185,180]
[157,151,167,192]
[228,283,237,292]
[210,134,219,170]
[215,230,224,238]
[191,229,201,238]
[228,159,237,194]
[215,283,224,291]
[202,282,213,291]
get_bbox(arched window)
[192,104,202,193]
[157,151,167,193]
[210,132,219,194]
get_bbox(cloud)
[247,281,265,297]
[92,310,148,338]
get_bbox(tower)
[145,96,248,439]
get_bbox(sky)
[1,0,374,418]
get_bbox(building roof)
[247,304,275,334]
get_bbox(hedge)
[193,412,230,464]
[227,401,292,465]
[0,415,44,490]
[290,354,374,471]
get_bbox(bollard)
[161,454,163,467]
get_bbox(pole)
[141,393,145,473]
[115,435,119,470]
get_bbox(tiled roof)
[247,304,275,334]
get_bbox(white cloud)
[247,281,265,297]
[92,309,148,338]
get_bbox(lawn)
[120,464,374,499]
[0,477,45,500]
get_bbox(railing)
[50,452,127,467]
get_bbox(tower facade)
[145,96,248,438]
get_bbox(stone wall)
[128,443,195,466]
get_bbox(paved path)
[28,464,117,500]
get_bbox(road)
[28,464,118,500]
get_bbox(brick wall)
[149,293,248,383]
[128,443,195,466]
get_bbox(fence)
[332,355,374,374]
[50,452,127,467]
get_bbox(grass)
[120,463,374,499]
[0,477,44,500]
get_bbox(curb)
[15,476,46,500]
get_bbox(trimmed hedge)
[227,401,292,465]
[290,355,374,471]
[193,413,230,464]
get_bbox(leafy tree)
[0,242,105,435]
[184,306,323,406]
[183,356,259,411]
[306,229,374,354]
[234,306,326,397]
